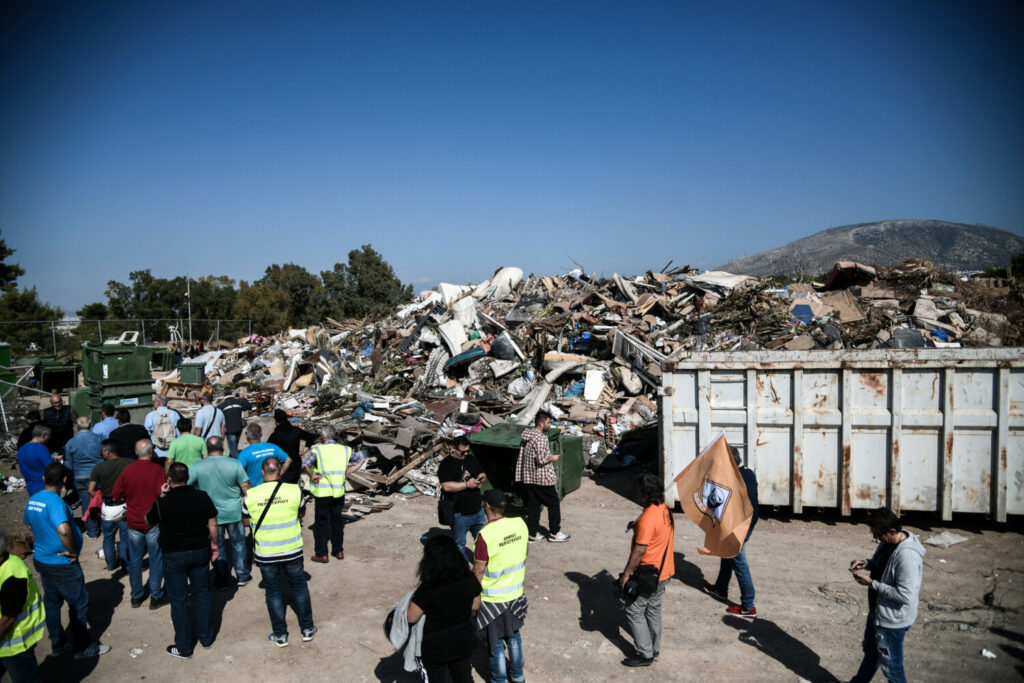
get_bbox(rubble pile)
[154,260,1021,507]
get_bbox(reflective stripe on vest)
[310,443,351,498]
[0,555,46,657]
[477,517,528,603]
[246,482,304,558]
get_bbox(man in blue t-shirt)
[23,463,110,659]
[237,424,287,487]
[17,424,54,495]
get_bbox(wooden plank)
[384,443,443,485]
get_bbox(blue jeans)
[489,629,524,683]
[32,560,100,655]
[850,612,908,683]
[214,521,251,586]
[127,526,164,600]
[164,548,213,655]
[101,517,129,571]
[0,645,40,682]
[226,432,240,458]
[73,479,99,538]
[259,558,314,637]
[451,509,486,562]
[715,544,755,608]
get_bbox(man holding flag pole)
[674,432,759,617]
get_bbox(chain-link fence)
[0,318,253,357]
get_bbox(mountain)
[718,220,1024,277]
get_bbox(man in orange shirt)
[618,473,675,667]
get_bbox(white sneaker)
[528,533,544,544]
[547,531,571,543]
[96,548,105,560]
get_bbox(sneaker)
[74,643,111,659]
[301,626,318,642]
[547,531,571,543]
[702,582,728,600]
[96,548,105,560]
[166,645,191,660]
[528,533,544,544]
[268,632,288,648]
[149,596,169,610]
[726,605,757,618]
[621,653,654,667]
[236,579,251,587]
[47,641,74,658]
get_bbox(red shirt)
[112,459,166,530]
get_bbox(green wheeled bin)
[468,422,584,511]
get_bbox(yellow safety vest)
[309,443,351,498]
[246,481,304,560]
[477,516,528,603]
[0,555,45,657]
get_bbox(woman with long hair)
[407,534,482,682]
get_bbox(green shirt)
[167,433,207,468]
[187,456,249,524]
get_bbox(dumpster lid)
[468,422,560,448]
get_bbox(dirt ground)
[0,460,1022,683]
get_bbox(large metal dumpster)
[659,348,1024,522]
[77,340,157,421]
[469,423,584,501]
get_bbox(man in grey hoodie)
[847,507,925,683]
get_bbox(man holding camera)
[618,474,675,668]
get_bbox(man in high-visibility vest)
[243,457,317,648]
[0,528,46,682]
[473,489,529,683]
[302,426,363,563]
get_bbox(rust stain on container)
[855,485,875,501]
[945,434,954,460]
[861,372,886,399]
[841,445,852,512]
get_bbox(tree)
[77,302,109,319]
[0,230,25,293]
[235,283,291,335]
[0,287,64,353]
[320,245,413,320]
[258,263,325,326]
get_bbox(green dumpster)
[178,362,206,385]
[79,341,156,422]
[468,423,584,511]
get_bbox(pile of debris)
[150,259,1021,508]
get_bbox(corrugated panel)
[660,348,1024,522]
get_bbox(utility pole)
[186,273,193,347]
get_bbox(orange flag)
[674,432,753,558]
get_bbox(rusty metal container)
[658,348,1023,522]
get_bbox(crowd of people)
[2,397,925,683]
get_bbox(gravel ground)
[0,462,1021,682]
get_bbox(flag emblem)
[694,479,732,526]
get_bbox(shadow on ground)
[722,614,838,682]
[37,576,123,682]
[565,569,634,657]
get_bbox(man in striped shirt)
[514,412,570,543]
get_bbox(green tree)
[320,245,412,320]
[258,263,324,326]
[0,230,26,293]
[77,302,109,319]
[235,283,290,334]
[0,287,64,353]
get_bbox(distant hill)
[718,220,1024,277]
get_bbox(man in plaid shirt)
[515,411,570,543]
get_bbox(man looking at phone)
[438,435,487,563]
[847,507,925,683]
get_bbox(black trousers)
[422,655,472,683]
[312,495,345,556]
[525,484,560,536]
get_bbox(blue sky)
[2,1,1022,314]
